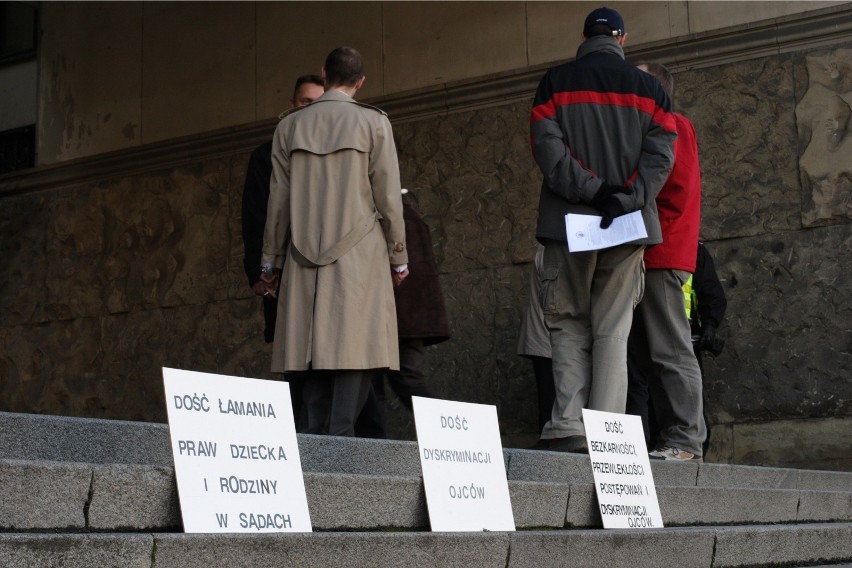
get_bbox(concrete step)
[2,411,851,567]
[2,458,850,532]
[0,524,850,568]
[3,411,851,491]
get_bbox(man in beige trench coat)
[261,47,409,436]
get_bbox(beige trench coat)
[261,90,408,372]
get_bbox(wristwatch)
[393,264,408,273]
[261,263,275,277]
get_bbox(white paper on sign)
[565,210,647,252]
[412,396,515,532]
[582,408,663,529]
[163,367,312,533]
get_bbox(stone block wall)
[1,41,849,469]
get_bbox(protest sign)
[163,367,311,533]
[413,396,515,531]
[583,408,663,529]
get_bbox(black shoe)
[548,435,588,454]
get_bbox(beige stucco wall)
[34,1,847,165]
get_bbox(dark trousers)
[385,339,437,410]
[296,369,373,437]
[287,374,306,432]
[529,356,556,433]
[354,339,438,437]
[625,352,658,447]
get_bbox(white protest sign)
[162,367,311,533]
[582,408,663,529]
[413,396,515,532]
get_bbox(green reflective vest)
[682,274,695,321]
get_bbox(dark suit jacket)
[394,203,450,346]
[241,140,277,343]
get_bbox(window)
[0,125,35,174]
[1,2,38,65]
[0,2,38,173]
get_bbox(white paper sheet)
[565,210,647,252]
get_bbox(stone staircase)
[1,411,850,567]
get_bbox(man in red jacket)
[627,62,706,461]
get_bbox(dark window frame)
[0,124,36,174]
[0,2,39,66]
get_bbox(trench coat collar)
[312,88,388,116]
[315,89,357,104]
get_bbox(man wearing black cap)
[529,7,677,453]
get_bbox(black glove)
[696,322,716,351]
[591,183,633,229]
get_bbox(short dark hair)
[636,61,674,98]
[323,46,364,88]
[293,74,323,99]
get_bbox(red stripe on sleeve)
[530,90,676,133]
[530,99,556,124]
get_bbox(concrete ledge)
[565,484,600,527]
[0,534,153,568]
[659,487,799,525]
[649,460,700,487]
[507,528,715,567]
[508,481,569,529]
[798,469,852,492]
[1,525,849,567]
[0,412,172,466]
[0,459,181,532]
[712,523,852,567]
[305,474,427,530]
[0,460,90,530]
[3,457,851,532]
[88,465,181,531]
[298,435,421,477]
[698,462,798,489]
[505,449,593,484]
[797,490,852,522]
[151,532,512,568]
[3,411,850,495]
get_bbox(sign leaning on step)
[582,408,663,529]
[162,367,312,533]
[413,396,516,531]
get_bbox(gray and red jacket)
[530,36,677,247]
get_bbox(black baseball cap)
[583,7,625,37]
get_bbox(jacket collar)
[576,35,625,60]
[314,89,356,104]
[310,88,388,116]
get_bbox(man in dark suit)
[241,74,323,426]
[241,74,324,341]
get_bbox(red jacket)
[644,112,701,272]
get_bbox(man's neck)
[329,85,357,98]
